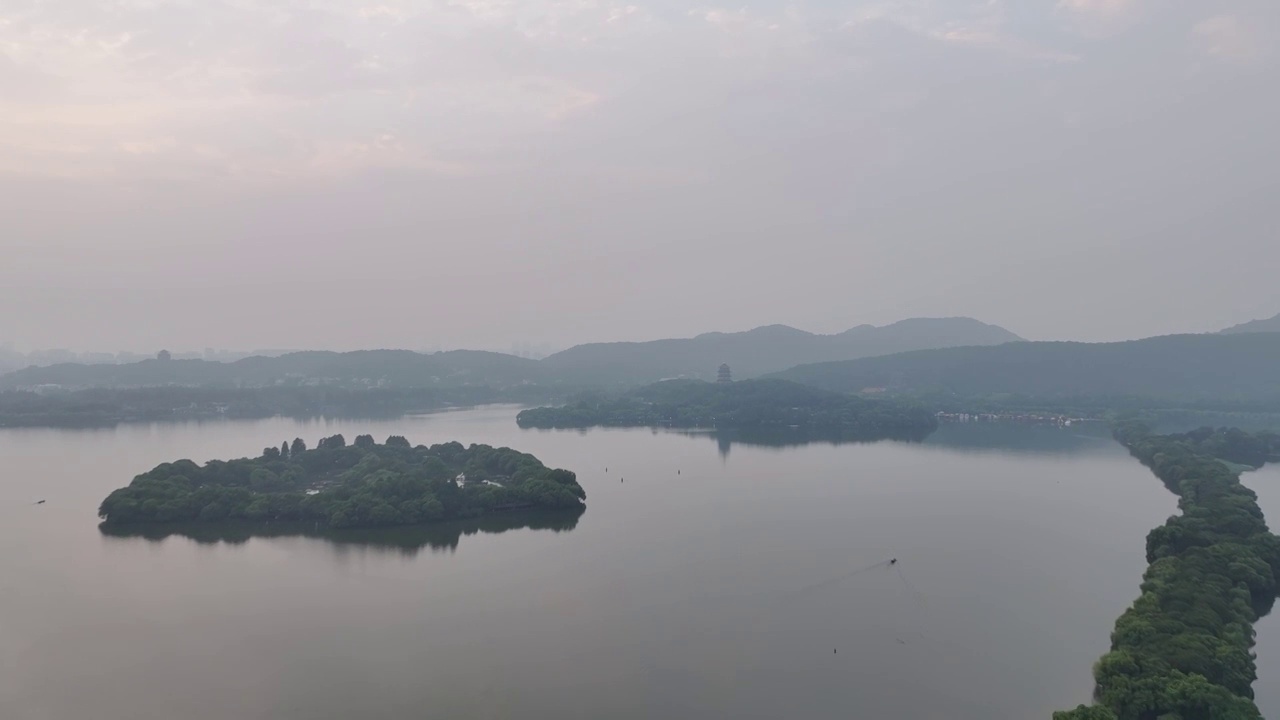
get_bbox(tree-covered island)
[515,378,938,441]
[98,435,585,529]
[1055,425,1280,720]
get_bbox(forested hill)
[539,317,1021,385]
[0,349,547,390]
[516,378,938,441]
[770,333,1280,410]
[1219,312,1280,335]
[0,317,1019,392]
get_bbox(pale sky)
[3,0,1278,353]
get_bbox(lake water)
[1245,463,1280,718]
[0,408,1188,719]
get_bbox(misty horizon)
[3,309,1279,360]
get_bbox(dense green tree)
[290,438,307,456]
[354,434,375,449]
[1052,705,1118,720]
[98,435,584,531]
[281,441,290,459]
[517,379,936,442]
[249,468,284,492]
[1059,426,1279,720]
[317,434,345,450]
[1165,427,1279,469]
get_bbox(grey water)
[1244,463,1280,718]
[0,408,1182,720]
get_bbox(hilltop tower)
[717,363,732,383]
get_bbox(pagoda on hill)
[717,363,732,383]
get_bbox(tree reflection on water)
[99,506,584,556]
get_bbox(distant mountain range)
[0,350,548,391]
[0,317,1022,390]
[539,317,1022,385]
[1219,313,1280,335]
[770,333,1280,409]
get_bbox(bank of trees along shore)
[1055,425,1280,720]
[0,385,568,428]
[98,435,585,530]
[516,378,938,441]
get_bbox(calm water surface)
[1244,463,1280,719]
[0,409,1181,719]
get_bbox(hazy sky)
[3,0,1278,353]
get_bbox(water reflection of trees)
[675,422,1115,457]
[672,426,934,457]
[98,507,584,556]
[921,421,1115,456]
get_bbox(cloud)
[1193,15,1272,65]
[2,1,1279,354]
[607,6,639,24]
[0,0,628,181]
[447,0,516,23]
[1056,0,1145,36]
[358,5,409,22]
[307,133,474,177]
[840,1,1078,62]
[694,7,785,33]
[1057,0,1136,15]
[0,51,64,100]
[0,0,1266,187]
